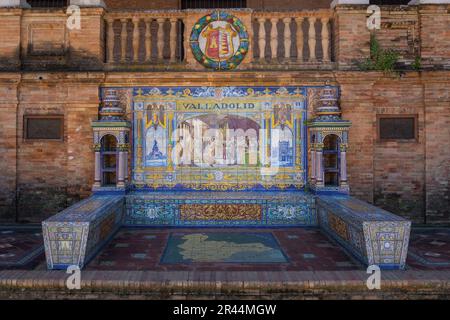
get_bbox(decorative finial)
[99,89,125,121]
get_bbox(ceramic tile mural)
[128,86,314,191]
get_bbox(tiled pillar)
[310,146,316,183]
[94,151,101,187]
[265,112,271,165]
[117,151,125,187]
[340,147,347,185]
[124,151,129,183]
[315,149,323,186]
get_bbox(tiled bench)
[42,195,124,270]
[125,191,317,227]
[317,195,411,270]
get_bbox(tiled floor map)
[161,232,289,264]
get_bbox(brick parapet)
[0,270,449,299]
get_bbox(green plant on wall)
[412,55,421,71]
[358,34,400,74]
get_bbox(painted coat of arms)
[190,11,249,70]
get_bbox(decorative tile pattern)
[125,191,316,227]
[179,204,262,221]
[42,195,125,269]
[317,195,411,269]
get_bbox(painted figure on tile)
[146,103,165,128]
[271,126,294,167]
[273,103,293,129]
[145,125,167,166]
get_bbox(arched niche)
[100,134,118,186]
[322,134,340,187]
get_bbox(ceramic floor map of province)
[161,232,288,264]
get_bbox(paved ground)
[87,228,361,271]
[1,226,450,272]
[0,226,44,269]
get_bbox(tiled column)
[310,146,316,183]
[258,18,266,60]
[117,150,125,187]
[124,151,129,183]
[94,151,101,187]
[315,149,323,186]
[340,146,347,185]
[265,111,271,165]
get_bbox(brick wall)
[0,74,20,222]
[423,72,450,224]
[0,9,21,70]
[0,71,448,223]
[419,4,450,68]
[372,77,426,223]
[333,6,370,70]
[4,74,103,223]
[337,72,375,203]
